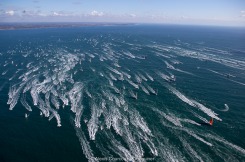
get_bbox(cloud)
[241,11,245,17]
[180,16,188,19]
[51,11,73,17]
[5,10,15,16]
[53,12,62,16]
[73,1,81,5]
[20,10,46,17]
[129,14,136,18]
[89,10,104,17]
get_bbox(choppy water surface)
[0,25,245,162]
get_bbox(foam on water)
[1,26,245,161]
[165,84,222,121]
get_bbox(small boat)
[169,75,176,82]
[129,90,137,99]
[152,89,158,95]
[155,89,158,95]
[134,93,138,100]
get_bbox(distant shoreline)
[0,22,134,30]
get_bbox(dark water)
[0,25,245,162]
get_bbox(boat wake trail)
[164,84,221,121]
[1,32,245,161]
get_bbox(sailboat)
[132,92,138,100]
[209,118,213,126]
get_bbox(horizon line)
[0,21,245,28]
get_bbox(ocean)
[0,24,244,162]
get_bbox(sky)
[0,0,245,26]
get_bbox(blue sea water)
[0,24,245,162]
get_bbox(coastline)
[0,22,134,30]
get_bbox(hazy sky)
[0,0,245,26]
